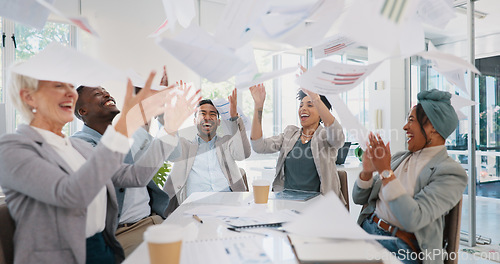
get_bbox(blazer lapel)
[414,148,448,193]
[17,124,74,175]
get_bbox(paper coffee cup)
[144,225,184,264]
[253,179,270,204]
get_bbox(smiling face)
[25,81,77,132]
[403,106,435,152]
[298,95,320,128]
[76,86,119,123]
[195,103,220,141]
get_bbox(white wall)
[80,0,200,108]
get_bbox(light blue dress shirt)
[186,135,231,197]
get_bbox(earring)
[32,108,37,113]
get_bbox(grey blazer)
[352,149,467,264]
[0,125,175,264]
[251,119,346,204]
[163,117,251,212]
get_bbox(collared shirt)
[186,135,230,197]
[32,125,130,238]
[357,145,446,229]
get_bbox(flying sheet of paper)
[162,0,196,29]
[212,98,252,132]
[451,94,476,110]
[283,192,394,240]
[340,0,420,55]
[399,17,425,58]
[437,68,468,96]
[296,60,382,95]
[148,18,169,38]
[214,0,269,49]
[10,42,126,87]
[156,24,249,83]
[280,0,344,48]
[235,67,297,90]
[326,95,369,149]
[417,50,480,75]
[416,0,455,29]
[125,69,168,91]
[0,0,54,30]
[36,0,100,37]
[313,35,357,59]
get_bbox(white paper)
[148,18,170,38]
[235,67,297,90]
[451,94,476,110]
[399,17,425,57]
[418,50,480,75]
[416,0,455,29]
[10,42,126,87]
[327,95,369,149]
[283,192,394,240]
[162,0,196,29]
[313,35,357,59]
[36,0,100,37]
[214,0,269,49]
[296,60,382,95]
[155,24,249,83]
[438,68,468,96]
[212,98,252,132]
[125,69,168,91]
[340,0,420,55]
[0,0,54,30]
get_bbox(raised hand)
[366,132,391,174]
[160,65,168,86]
[249,83,266,108]
[163,84,201,135]
[228,88,238,118]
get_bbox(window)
[409,54,500,183]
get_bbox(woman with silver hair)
[0,69,199,264]
[353,89,467,264]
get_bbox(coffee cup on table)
[252,179,271,204]
[144,224,183,264]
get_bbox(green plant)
[153,161,171,188]
[354,146,364,162]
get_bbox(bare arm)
[250,84,266,140]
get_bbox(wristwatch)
[380,169,394,179]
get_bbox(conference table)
[123,192,401,264]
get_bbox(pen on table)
[192,214,203,224]
[286,234,301,263]
[227,227,268,237]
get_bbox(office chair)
[0,203,15,264]
[337,170,349,211]
[443,199,462,264]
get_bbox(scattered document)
[326,94,369,149]
[10,42,126,87]
[156,24,249,83]
[235,67,297,90]
[36,0,100,37]
[416,0,455,29]
[313,35,358,59]
[417,49,480,75]
[296,60,382,95]
[125,69,168,91]
[212,98,252,132]
[451,94,476,111]
[214,0,269,49]
[0,0,54,30]
[162,0,196,29]
[182,236,271,264]
[148,18,170,38]
[340,0,421,55]
[283,192,394,240]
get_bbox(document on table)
[296,60,381,95]
[283,192,394,240]
[182,236,271,264]
[288,235,385,263]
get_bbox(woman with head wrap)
[352,89,467,264]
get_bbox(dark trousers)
[86,232,116,264]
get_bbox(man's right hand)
[249,83,266,108]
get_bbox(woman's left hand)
[366,132,392,173]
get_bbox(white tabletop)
[123,192,401,264]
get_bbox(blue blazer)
[353,149,467,264]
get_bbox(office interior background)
[0,0,499,262]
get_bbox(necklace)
[301,132,313,143]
